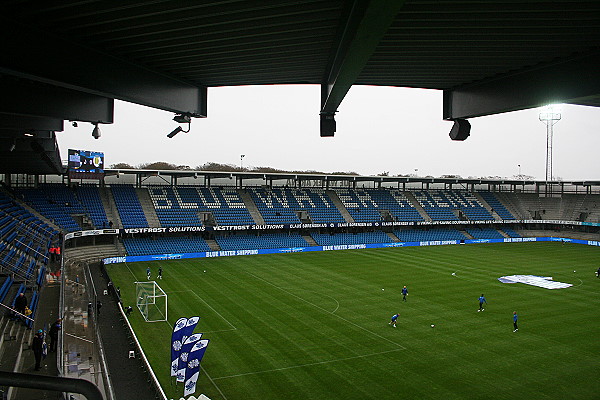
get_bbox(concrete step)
[472,192,502,221]
[325,190,354,223]
[136,188,160,228]
[403,191,431,222]
[302,234,318,247]
[99,186,122,229]
[385,231,400,242]
[205,238,221,251]
[238,189,265,225]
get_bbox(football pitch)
[106,242,600,400]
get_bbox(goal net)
[135,281,168,322]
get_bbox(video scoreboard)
[68,149,104,179]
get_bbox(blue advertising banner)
[103,236,598,265]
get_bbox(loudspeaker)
[449,119,471,141]
[320,115,336,137]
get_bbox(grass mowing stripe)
[105,242,600,400]
[212,348,403,380]
[185,290,237,330]
[246,271,406,350]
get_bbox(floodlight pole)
[539,107,561,195]
[240,154,245,170]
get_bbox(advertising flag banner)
[170,317,188,376]
[170,316,200,376]
[184,339,210,397]
[177,333,203,382]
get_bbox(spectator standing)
[32,329,45,371]
[15,292,28,321]
[49,318,62,352]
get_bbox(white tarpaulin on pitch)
[498,275,572,289]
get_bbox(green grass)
[106,242,600,400]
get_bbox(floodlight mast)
[539,106,561,194]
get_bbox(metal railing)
[0,371,103,400]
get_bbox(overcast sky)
[56,85,600,181]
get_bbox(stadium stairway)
[472,192,502,221]
[64,244,121,263]
[326,190,354,223]
[136,188,160,228]
[403,192,432,222]
[302,234,318,246]
[497,229,511,238]
[205,238,221,251]
[237,189,265,225]
[460,230,474,239]
[1,276,61,399]
[99,187,122,229]
[386,231,400,242]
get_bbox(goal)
[135,281,168,322]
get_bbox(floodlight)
[92,123,101,139]
[167,126,183,138]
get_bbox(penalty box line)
[213,348,403,381]
[246,272,406,350]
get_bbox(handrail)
[0,300,35,322]
[0,371,103,400]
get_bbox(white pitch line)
[120,263,229,398]
[282,288,340,314]
[213,348,403,380]
[124,261,138,281]
[202,366,229,400]
[247,272,406,350]
[186,290,237,331]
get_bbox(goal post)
[135,281,168,322]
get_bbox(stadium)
[1,2,600,400]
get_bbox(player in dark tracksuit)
[478,294,487,312]
[513,311,519,332]
[401,286,408,301]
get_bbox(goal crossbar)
[135,281,168,322]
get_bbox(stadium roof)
[1,1,600,173]
[104,168,600,191]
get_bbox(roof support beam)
[0,114,64,133]
[320,0,405,136]
[0,21,207,117]
[0,77,114,124]
[443,49,600,120]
